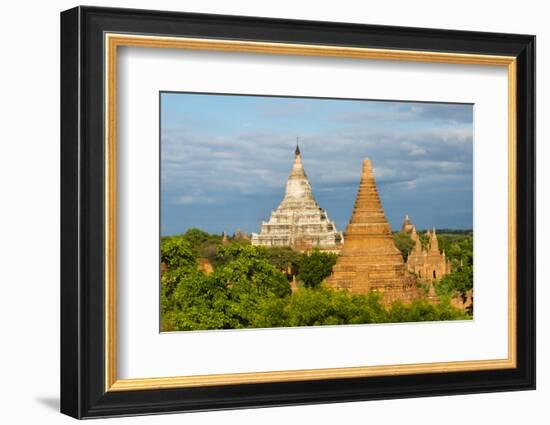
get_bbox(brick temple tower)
[326,158,421,304]
[407,227,451,284]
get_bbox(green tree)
[349,292,389,324]
[167,269,234,331]
[249,297,289,328]
[284,287,389,327]
[435,235,473,299]
[180,228,224,260]
[160,236,196,269]
[215,244,291,298]
[388,297,469,323]
[393,232,415,261]
[211,244,291,328]
[436,264,473,297]
[181,228,212,250]
[262,246,302,273]
[297,249,338,289]
[161,244,292,331]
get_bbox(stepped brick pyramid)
[251,146,343,251]
[326,158,422,304]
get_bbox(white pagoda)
[251,145,343,251]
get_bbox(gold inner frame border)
[104,33,517,392]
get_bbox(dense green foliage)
[262,246,302,272]
[160,229,472,332]
[393,232,415,261]
[297,250,338,288]
[161,228,222,264]
[387,296,467,323]
[161,243,292,331]
[435,234,473,300]
[160,236,196,269]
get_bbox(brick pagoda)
[326,158,421,304]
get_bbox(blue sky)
[160,92,473,236]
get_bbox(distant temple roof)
[401,214,414,233]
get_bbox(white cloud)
[175,195,215,205]
[409,147,428,156]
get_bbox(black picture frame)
[60,5,535,419]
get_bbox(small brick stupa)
[326,158,422,304]
[401,214,414,233]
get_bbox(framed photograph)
[60,6,535,419]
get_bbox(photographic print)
[61,9,535,417]
[160,92,474,332]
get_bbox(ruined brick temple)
[326,158,422,304]
[251,146,343,251]
[407,226,451,284]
